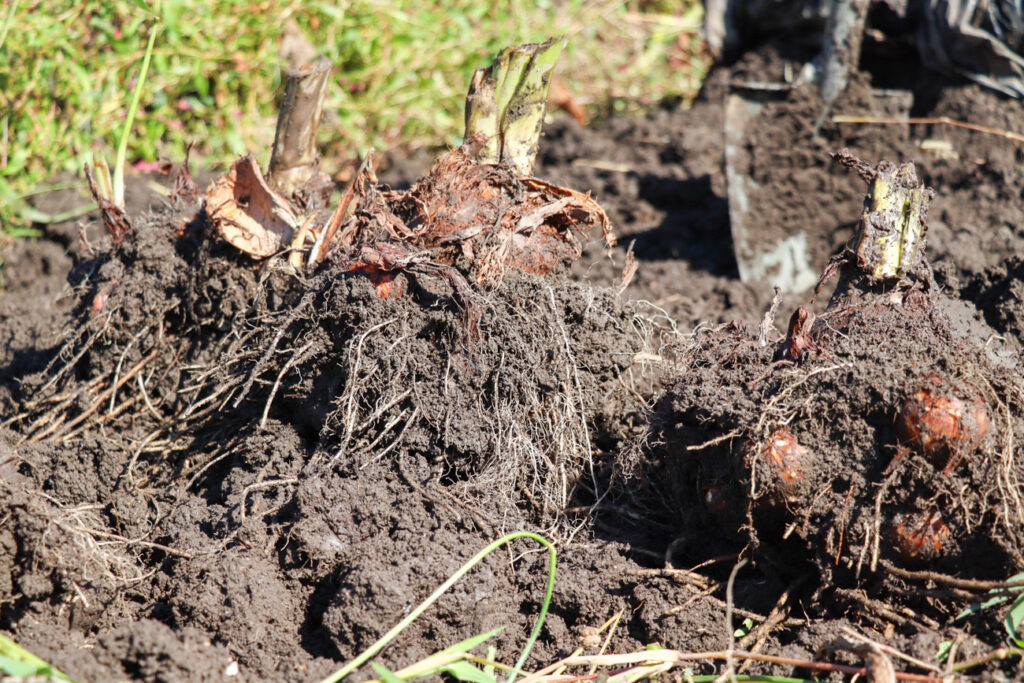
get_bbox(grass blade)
[112,21,160,208]
[441,660,496,683]
[0,0,20,52]
[0,634,73,681]
[437,628,506,658]
[320,532,556,683]
[371,662,408,683]
[1006,592,1024,647]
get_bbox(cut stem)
[267,55,333,196]
[464,38,564,176]
[834,149,933,284]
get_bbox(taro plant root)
[9,36,640,582]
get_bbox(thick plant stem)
[268,55,332,196]
[463,38,564,176]
[835,149,933,285]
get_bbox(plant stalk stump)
[835,149,933,286]
[464,38,564,177]
[267,55,332,197]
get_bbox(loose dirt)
[2,43,1023,682]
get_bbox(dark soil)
[2,42,1024,683]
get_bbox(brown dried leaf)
[205,155,298,258]
[860,644,896,683]
[619,240,638,293]
[520,176,614,247]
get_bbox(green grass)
[0,633,73,681]
[322,531,557,683]
[0,0,708,231]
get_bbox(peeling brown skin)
[895,374,989,473]
[891,511,950,563]
[778,305,818,361]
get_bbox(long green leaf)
[957,594,1012,620]
[0,634,72,681]
[1006,592,1024,647]
[371,662,407,683]
[441,660,497,683]
[389,628,505,680]
[320,532,556,683]
[436,628,505,658]
[112,21,160,208]
[0,653,38,678]
[956,571,1024,621]
[0,0,20,52]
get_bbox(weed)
[958,570,1024,650]
[321,531,557,683]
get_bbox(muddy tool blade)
[724,92,818,293]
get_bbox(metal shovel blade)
[724,92,818,293]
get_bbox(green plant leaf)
[957,594,1012,621]
[394,628,506,680]
[1006,592,1024,647]
[436,627,505,657]
[483,646,497,679]
[957,571,1024,621]
[441,660,496,683]
[733,617,755,638]
[0,634,72,681]
[370,662,408,683]
[0,653,39,677]
[112,21,160,208]
[935,640,953,663]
